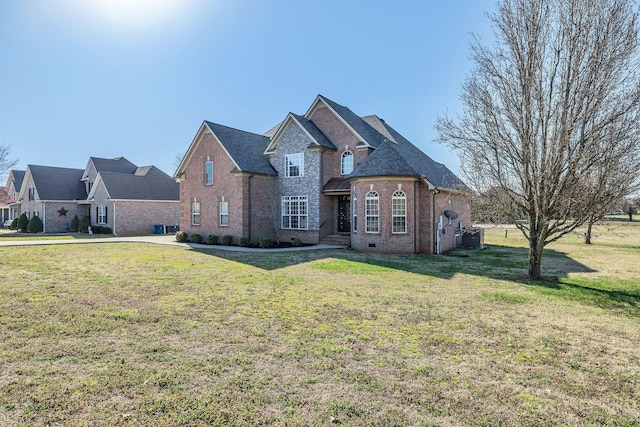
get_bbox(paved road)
[0,233,347,252]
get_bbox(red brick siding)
[350,178,418,253]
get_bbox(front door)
[338,195,351,233]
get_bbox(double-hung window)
[219,201,229,226]
[365,191,379,233]
[281,196,308,229]
[28,187,35,201]
[392,190,407,233]
[97,205,108,225]
[285,153,304,177]
[192,201,201,225]
[204,161,214,185]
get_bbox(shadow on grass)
[193,244,640,317]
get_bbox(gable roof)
[7,170,25,192]
[92,166,179,201]
[309,96,389,148]
[83,157,138,181]
[24,165,86,201]
[264,113,336,153]
[352,116,470,191]
[175,121,276,177]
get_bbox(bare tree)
[437,0,640,280]
[621,196,640,221]
[0,144,18,181]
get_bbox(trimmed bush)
[175,231,188,242]
[222,235,233,246]
[239,237,249,247]
[207,234,219,245]
[101,227,112,234]
[27,215,43,233]
[18,213,29,232]
[79,216,90,233]
[69,215,80,232]
[10,218,18,230]
[92,225,103,234]
[190,233,203,244]
[259,237,274,248]
[292,238,302,247]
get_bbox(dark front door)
[338,195,351,233]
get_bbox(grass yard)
[0,225,638,426]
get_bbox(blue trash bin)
[154,225,164,234]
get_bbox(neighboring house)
[1,170,25,224]
[86,165,180,235]
[19,165,88,232]
[16,158,179,235]
[175,95,471,254]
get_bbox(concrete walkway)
[0,233,348,252]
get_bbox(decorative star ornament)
[57,207,68,217]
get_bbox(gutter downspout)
[413,180,417,253]
[42,201,46,233]
[247,175,253,243]
[113,200,117,236]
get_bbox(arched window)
[365,191,379,233]
[392,190,407,233]
[341,151,354,175]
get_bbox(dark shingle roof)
[205,121,276,176]
[291,114,336,150]
[99,166,179,200]
[28,165,86,200]
[320,96,388,147]
[90,157,138,174]
[12,170,25,192]
[351,116,470,191]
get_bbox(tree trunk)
[528,238,544,281]
[584,222,592,244]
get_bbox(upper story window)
[341,151,354,175]
[392,190,407,233]
[205,161,214,185]
[365,191,379,233]
[285,153,304,177]
[28,187,35,201]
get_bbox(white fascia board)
[304,96,372,148]
[87,173,111,200]
[174,121,209,178]
[264,114,294,154]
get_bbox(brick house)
[175,95,471,253]
[1,169,25,224]
[17,157,179,235]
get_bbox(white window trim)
[365,191,379,234]
[192,201,201,226]
[205,161,214,185]
[341,150,354,175]
[97,205,107,225]
[352,193,358,232]
[281,195,308,230]
[219,201,229,226]
[392,190,407,234]
[285,153,304,178]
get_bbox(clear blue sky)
[0,0,495,179]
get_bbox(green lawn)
[0,225,638,426]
